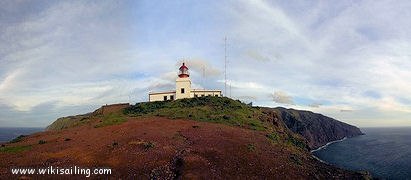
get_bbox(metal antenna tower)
[202,65,206,90]
[229,82,232,98]
[224,37,227,97]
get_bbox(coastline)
[310,137,347,164]
[311,137,347,153]
[0,127,44,143]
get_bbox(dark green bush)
[9,135,27,143]
[143,142,155,150]
[247,143,256,152]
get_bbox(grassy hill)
[1,96,370,179]
[47,97,308,151]
[124,97,308,150]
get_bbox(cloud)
[308,103,322,108]
[2,0,411,127]
[245,50,272,62]
[271,91,294,105]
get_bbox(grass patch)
[0,145,31,153]
[9,135,27,143]
[94,113,127,128]
[266,132,280,142]
[290,154,302,165]
[125,97,266,131]
[286,135,307,150]
[143,142,155,150]
[247,143,256,152]
[47,114,92,131]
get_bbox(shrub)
[9,135,27,143]
[287,136,307,149]
[143,142,155,150]
[266,133,279,142]
[38,140,46,144]
[247,143,256,152]
[290,154,302,165]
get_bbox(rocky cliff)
[266,107,364,149]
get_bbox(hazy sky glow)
[1,0,411,127]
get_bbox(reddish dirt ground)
[0,117,365,179]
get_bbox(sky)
[1,0,411,127]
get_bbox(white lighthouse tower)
[175,63,191,99]
[148,61,222,102]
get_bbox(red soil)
[0,117,365,179]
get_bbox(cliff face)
[266,107,364,149]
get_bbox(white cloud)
[271,91,294,105]
[2,0,411,127]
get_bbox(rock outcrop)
[266,107,364,149]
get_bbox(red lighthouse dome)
[178,63,189,78]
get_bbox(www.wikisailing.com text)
[11,166,111,177]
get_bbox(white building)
[149,62,222,102]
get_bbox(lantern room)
[178,63,189,78]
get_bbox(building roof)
[179,62,188,70]
[191,89,222,92]
[148,91,176,95]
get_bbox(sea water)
[313,127,411,179]
[0,127,44,143]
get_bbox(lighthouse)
[176,63,191,99]
[148,61,222,102]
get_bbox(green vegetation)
[143,141,155,150]
[44,96,310,152]
[94,113,126,128]
[247,143,256,152]
[0,145,31,153]
[125,96,265,131]
[266,132,280,142]
[9,135,27,143]
[290,154,302,165]
[286,136,308,150]
[47,114,91,130]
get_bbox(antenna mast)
[229,82,232,98]
[224,37,227,97]
[202,65,206,90]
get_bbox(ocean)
[313,127,411,179]
[0,127,44,143]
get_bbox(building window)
[208,94,211,96]
[163,96,167,101]
[181,88,185,94]
[194,94,198,98]
[215,95,218,97]
[201,95,205,97]
[170,95,174,100]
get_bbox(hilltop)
[1,97,369,179]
